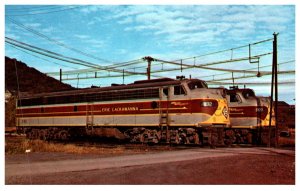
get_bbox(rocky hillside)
[5,56,75,127]
[5,56,74,94]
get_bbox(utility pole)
[122,69,125,84]
[59,68,62,82]
[268,33,278,147]
[143,56,154,80]
[268,55,274,147]
[274,33,279,148]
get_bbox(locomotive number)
[256,108,264,112]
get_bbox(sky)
[1,2,298,191]
[4,4,295,104]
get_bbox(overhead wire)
[5,37,145,75]
[60,72,163,81]
[6,17,113,64]
[46,59,145,76]
[122,37,273,72]
[208,81,294,86]
[205,70,295,83]
[125,39,274,71]
[7,18,146,72]
[198,60,295,79]
[6,32,292,87]
[43,36,276,78]
[5,5,65,13]
[5,5,58,11]
[149,56,275,74]
[152,37,274,65]
[6,43,78,69]
[61,73,134,81]
[47,50,273,76]
[6,6,82,16]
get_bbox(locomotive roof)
[19,78,205,99]
[225,88,256,96]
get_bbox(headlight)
[201,101,213,107]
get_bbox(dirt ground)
[5,148,295,185]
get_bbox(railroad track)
[71,141,262,151]
[5,133,264,152]
[72,141,195,151]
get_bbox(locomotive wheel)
[169,130,179,144]
[193,133,200,144]
[179,133,188,144]
[59,130,69,141]
[224,129,235,146]
[246,133,253,144]
[28,129,39,140]
[39,129,48,141]
[26,129,32,139]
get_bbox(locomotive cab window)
[242,90,255,99]
[230,94,242,103]
[174,85,186,95]
[163,87,169,96]
[188,81,207,90]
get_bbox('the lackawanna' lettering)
[112,107,139,112]
[100,107,139,112]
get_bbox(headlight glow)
[201,101,213,107]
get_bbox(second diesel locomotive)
[16,77,230,146]
[225,86,275,145]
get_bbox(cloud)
[82,38,106,49]
[41,26,55,34]
[79,5,103,14]
[118,17,133,24]
[74,34,90,39]
[86,17,103,26]
[25,23,41,28]
[110,5,294,47]
[5,33,20,40]
[74,5,294,53]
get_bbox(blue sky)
[4,4,295,104]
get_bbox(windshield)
[242,90,255,99]
[188,81,207,90]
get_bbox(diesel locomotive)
[16,77,230,146]
[225,86,275,145]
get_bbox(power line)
[205,70,295,82]
[156,37,273,64]
[125,37,274,71]
[149,56,275,74]
[7,17,146,71]
[7,43,78,69]
[48,51,274,77]
[46,60,145,76]
[59,72,163,81]
[6,6,82,16]
[7,17,114,63]
[207,81,294,86]
[61,73,134,81]
[5,5,64,12]
[45,36,276,78]
[198,60,295,79]
[5,36,145,75]
[5,5,58,11]
[45,36,276,77]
